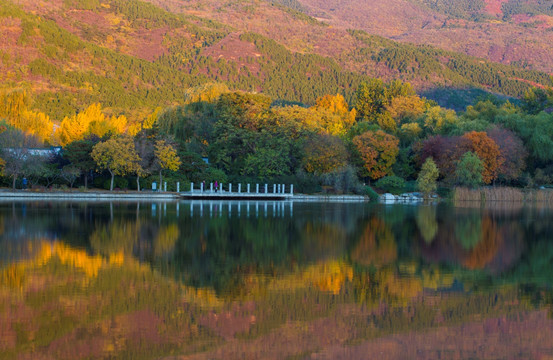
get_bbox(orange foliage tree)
[462,131,502,184]
[353,130,399,181]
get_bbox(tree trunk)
[110,172,115,191]
[84,173,88,189]
[12,176,16,190]
[159,170,162,192]
[136,176,141,192]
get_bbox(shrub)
[322,166,364,194]
[102,177,129,190]
[375,175,406,194]
[364,186,380,202]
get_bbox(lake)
[1,200,552,359]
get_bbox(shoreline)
[0,190,369,202]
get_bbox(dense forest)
[1,78,552,195]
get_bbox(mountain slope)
[1,0,552,122]
[296,0,553,73]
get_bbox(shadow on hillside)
[421,86,518,111]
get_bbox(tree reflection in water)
[0,200,553,359]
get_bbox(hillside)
[1,0,552,123]
[296,0,553,74]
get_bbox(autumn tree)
[56,103,104,146]
[56,104,127,146]
[18,110,55,144]
[0,89,29,120]
[487,127,528,182]
[302,134,349,174]
[462,131,502,184]
[184,82,230,105]
[353,130,399,181]
[355,79,415,122]
[385,95,427,124]
[417,135,469,183]
[313,93,356,134]
[421,106,458,134]
[154,140,181,190]
[91,137,141,191]
[355,79,388,121]
[417,157,439,197]
[0,89,54,143]
[399,122,423,144]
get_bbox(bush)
[291,170,322,194]
[322,166,364,194]
[375,176,406,194]
[364,186,380,202]
[102,177,129,190]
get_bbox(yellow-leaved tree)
[56,103,105,146]
[56,104,128,146]
[19,110,55,143]
[91,137,141,191]
[0,89,54,143]
[154,140,181,190]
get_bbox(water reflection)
[1,200,553,359]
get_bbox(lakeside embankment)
[0,190,369,202]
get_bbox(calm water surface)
[1,200,552,359]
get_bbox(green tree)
[63,136,99,188]
[355,79,387,121]
[416,157,439,197]
[60,165,81,188]
[0,127,42,190]
[455,152,484,188]
[91,137,141,191]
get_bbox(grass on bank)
[452,186,553,203]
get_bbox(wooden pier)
[179,182,294,201]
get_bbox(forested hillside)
[1,0,553,124]
[296,0,553,74]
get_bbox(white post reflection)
[179,200,294,219]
